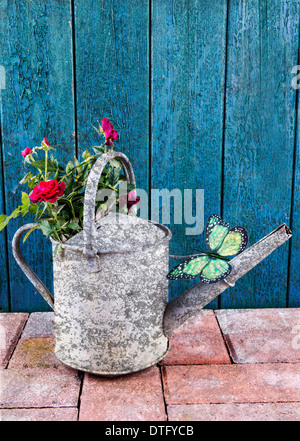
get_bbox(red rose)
[29,179,66,203]
[21,147,33,158]
[101,118,118,146]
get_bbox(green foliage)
[0,127,137,244]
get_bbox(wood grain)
[151,0,228,303]
[289,60,300,307]
[0,0,75,311]
[220,0,299,308]
[74,0,149,192]
[0,102,9,311]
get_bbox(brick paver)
[8,337,68,370]
[79,367,166,421]
[162,363,300,404]
[0,368,81,408]
[21,312,54,338]
[167,403,300,421]
[161,311,231,365]
[0,313,28,368]
[0,407,78,421]
[215,309,300,363]
[1,309,300,421]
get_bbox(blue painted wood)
[0,126,9,311]
[220,0,299,309]
[74,0,150,193]
[0,0,299,312]
[151,0,228,305]
[289,64,300,307]
[0,0,75,312]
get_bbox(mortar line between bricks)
[2,400,300,411]
[167,400,300,406]
[0,406,81,410]
[158,364,168,421]
[163,361,300,367]
[213,310,234,364]
[76,371,85,421]
[4,315,29,369]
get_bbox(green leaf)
[11,207,21,218]
[68,222,81,231]
[66,160,75,175]
[117,182,136,193]
[21,193,30,216]
[92,146,105,154]
[54,243,63,256]
[29,204,39,214]
[23,225,39,243]
[31,159,60,173]
[82,149,91,160]
[19,172,33,185]
[108,168,119,187]
[21,192,30,207]
[39,220,55,237]
[0,215,8,232]
[99,203,107,212]
[109,158,121,170]
[127,184,136,192]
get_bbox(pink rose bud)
[101,118,118,146]
[119,191,140,211]
[42,137,50,146]
[21,147,33,158]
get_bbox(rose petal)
[21,147,33,158]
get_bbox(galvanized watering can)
[12,151,292,376]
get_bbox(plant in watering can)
[0,117,140,252]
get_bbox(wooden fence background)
[0,0,299,312]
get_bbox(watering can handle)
[82,151,136,269]
[12,223,55,310]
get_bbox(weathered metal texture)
[53,218,171,375]
[12,152,293,375]
[82,151,137,273]
[12,223,55,310]
[164,224,293,337]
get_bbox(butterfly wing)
[168,215,248,283]
[205,214,230,253]
[216,226,248,256]
[199,258,232,284]
[167,254,210,280]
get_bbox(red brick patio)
[0,309,299,421]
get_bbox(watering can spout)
[163,223,292,337]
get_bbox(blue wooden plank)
[0,1,75,312]
[151,0,228,305]
[288,61,300,307]
[220,0,299,308]
[0,127,10,311]
[74,0,149,193]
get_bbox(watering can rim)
[49,214,172,255]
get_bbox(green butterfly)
[167,214,248,284]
